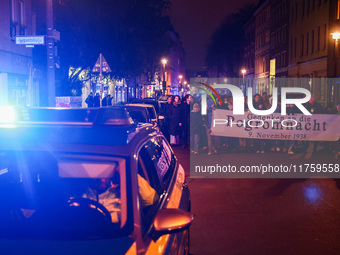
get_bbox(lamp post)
[178,74,183,96]
[183,81,187,95]
[241,69,246,92]
[161,58,168,95]
[331,32,340,103]
[47,0,55,106]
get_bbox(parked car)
[121,104,153,125]
[0,106,192,255]
[130,99,161,115]
[125,103,158,125]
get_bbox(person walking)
[94,93,101,107]
[102,94,108,107]
[107,95,112,106]
[181,95,191,148]
[161,96,172,142]
[169,95,182,146]
[85,92,94,108]
[252,94,266,153]
[190,103,203,154]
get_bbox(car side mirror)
[151,208,194,241]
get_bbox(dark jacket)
[181,102,190,129]
[169,103,182,135]
[304,102,324,114]
[190,111,203,134]
[85,95,94,107]
[162,103,172,119]
[94,95,101,107]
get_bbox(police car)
[0,106,192,255]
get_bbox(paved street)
[173,146,340,255]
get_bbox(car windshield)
[0,151,130,240]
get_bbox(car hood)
[0,237,134,255]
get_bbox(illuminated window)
[9,0,26,37]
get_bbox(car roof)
[125,103,155,109]
[0,107,159,156]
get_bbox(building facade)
[288,0,330,105]
[270,0,290,90]
[0,0,39,106]
[243,16,256,92]
[254,0,271,95]
[327,0,340,104]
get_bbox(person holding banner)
[206,98,219,155]
[252,94,267,153]
[190,103,203,154]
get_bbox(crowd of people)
[188,92,340,156]
[84,91,339,157]
[161,95,191,147]
[85,92,113,107]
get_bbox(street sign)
[92,54,112,73]
[16,36,45,45]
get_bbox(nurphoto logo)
[198,83,312,116]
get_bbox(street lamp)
[178,75,183,95]
[161,58,168,95]
[241,69,246,91]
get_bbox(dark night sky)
[170,0,259,72]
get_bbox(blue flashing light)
[303,183,322,205]
[0,106,16,124]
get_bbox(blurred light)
[331,32,340,41]
[0,106,15,123]
[303,183,322,205]
[241,69,246,74]
[179,75,183,79]
[161,58,168,65]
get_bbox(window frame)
[136,135,178,237]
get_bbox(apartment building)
[0,0,39,106]
[288,0,330,104]
[254,0,271,94]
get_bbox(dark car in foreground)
[0,106,192,255]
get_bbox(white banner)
[211,109,340,141]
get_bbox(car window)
[126,107,149,123]
[139,137,175,193]
[0,151,130,240]
[146,107,157,120]
[137,137,176,233]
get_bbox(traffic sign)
[16,36,45,45]
[92,54,112,73]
